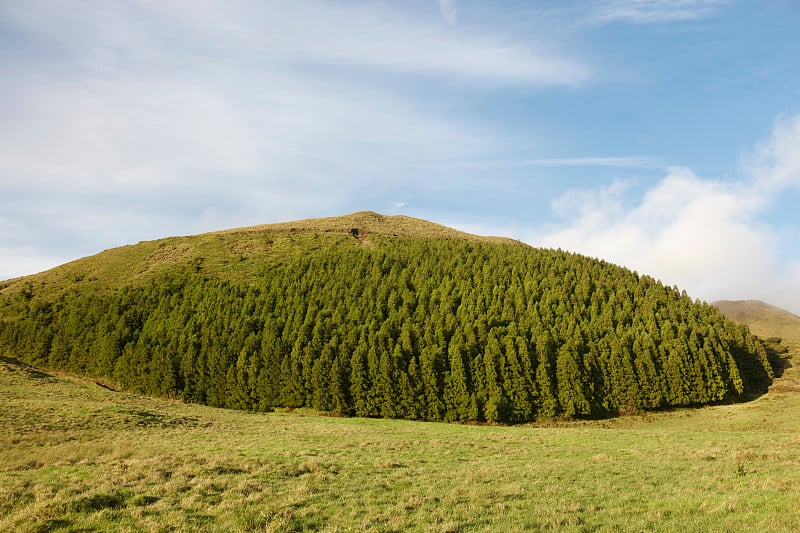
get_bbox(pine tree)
[534,333,559,417]
[482,335,508,423]
[503,335,533,423]
[556,343,591,417]
[443,334,472,421]
[419,345,444,420]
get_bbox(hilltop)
[0,212,773,422]
[0,212,513,296]
[212,211,514,242]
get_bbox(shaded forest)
[0,215,773,422]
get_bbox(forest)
[0,215,774,423]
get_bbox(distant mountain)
[714,300,800,345]
[0,212,773,422]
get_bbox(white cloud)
[534,115,800,314]
[586,0,728,25]
[0,0,588,185]
[389,200,410,213]
[0,0,588,201]
[140,0,589,86]
[745,114,800,191]
[438,0,458,23]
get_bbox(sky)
[1,0,799,313]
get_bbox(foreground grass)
[3,350,800,532]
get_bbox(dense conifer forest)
[0,213,773,422]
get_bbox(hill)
[0,212,773,422]
[714,300,800,344]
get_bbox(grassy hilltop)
[0,212,511,296]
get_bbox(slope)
[714,299,800,394]
[714,300,800,344]
[0,212,774,422]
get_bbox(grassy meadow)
[2,330,800,532]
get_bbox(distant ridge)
[714,300,800,344]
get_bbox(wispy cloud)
[533,114,800,314]
[149,0,590,86]
[743,114,800,191]
[438,0,458,24]
[508,156,660,168]
[0,0,591,278]
[440,156,660,169]
[585,0,728,25]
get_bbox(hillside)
[714,300,800,344]
[0,212,773,422]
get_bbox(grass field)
[2,334,800,532]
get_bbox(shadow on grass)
[68,491,131,513]
[763,337,793,378]
[0,355,53,379]
[34,518,72,532]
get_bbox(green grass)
[3,346,800,532]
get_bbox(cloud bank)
[0,0,589,278]
[535,115,800,314]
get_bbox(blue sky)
[1,0,799,313]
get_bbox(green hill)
[0,212,773,422]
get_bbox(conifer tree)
[535,333,559,417]
[556,343,591,417]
